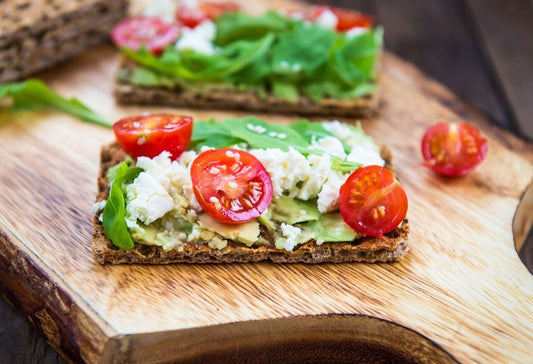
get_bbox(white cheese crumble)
[311,136,346,159]
[250,147,312,198]
[346,27,369,39]
[315,9,338,30]
[175,20,218,55]
[91,200,107,214]
[126,173,174,225]
[317,170,344,213]
[322,120,384,166]
[280,223,301,251]
[142,0,177,23]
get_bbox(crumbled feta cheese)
[250,147,311,198]
[312,136,346,159]
[91,200,107,214]
[298,153,331,200]
[126,173,174,225]
[322,120,384,166]
[346,27,368,39]
[181,0,199,7]
[131,150,202,218]
[317,170,345,213]
[142,0,177,23]
[175,20,218,55]
[347,145,385,166]
[315,9,338,29]
[280,223,301,251]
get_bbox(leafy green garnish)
[0,79,111,127]
[215,11,290,45]
[102,162,143,249]
[190,117,363,172]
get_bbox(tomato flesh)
[113,114,193,160]
[313,5,374,31]
[111,16,179,53]
[339,165,407,238]
[177,1,240,28]
[190,148,273,224]
[421,122,488,177]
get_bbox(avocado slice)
[271,195,321,225]
[302,213,358,242]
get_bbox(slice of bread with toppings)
[92,142,409,264]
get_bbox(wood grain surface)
[1,0,532,362]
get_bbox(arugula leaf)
[0,79,111,127]
[271,23,335,79]
[102,163,143,249]
[190,119,242,150]
[289,119,334,143]
[215,11,290,45]
[122,34,274,82]
[223,117,310,152]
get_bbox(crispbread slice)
[0,0,128,82]
[92,142,409,264]
[114,81,379,118]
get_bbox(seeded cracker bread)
[0,0,128,82]
[114,60,380,118]
[92,142,410,264]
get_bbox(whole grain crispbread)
[114,81,379,119]
[0,0,129,82]
[113,58,380,118]
[92,142,409,264]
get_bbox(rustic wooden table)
[1,0,531,362]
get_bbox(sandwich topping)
[112,1,382,103]
[96,116,408,252]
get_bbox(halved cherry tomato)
[177,1,240,28]
[312,5,374,31]
[421,122,488,177]
[190,148,273,224]
[111,17,180,54]
[339,165,408,238]
[113,114,193,160]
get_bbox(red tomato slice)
[421,122,488,177]
[177,1,240,28]
[111,17,179,53]
[312,5,374,31]
[113,114,193,160]
[339,165,408,238]
[190,148,273,224]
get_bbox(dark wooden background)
[1,0,532,362]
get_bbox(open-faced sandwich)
[92,115,409,264]
[112,0,383,117]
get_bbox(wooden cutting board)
[1,1,532,362]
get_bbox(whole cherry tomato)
[113,114,193,160]
[339,165,408,238]
[421,122,488,177]
[190,148,273,224]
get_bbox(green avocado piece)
[303,213,359,242]
[271,195,321,225]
